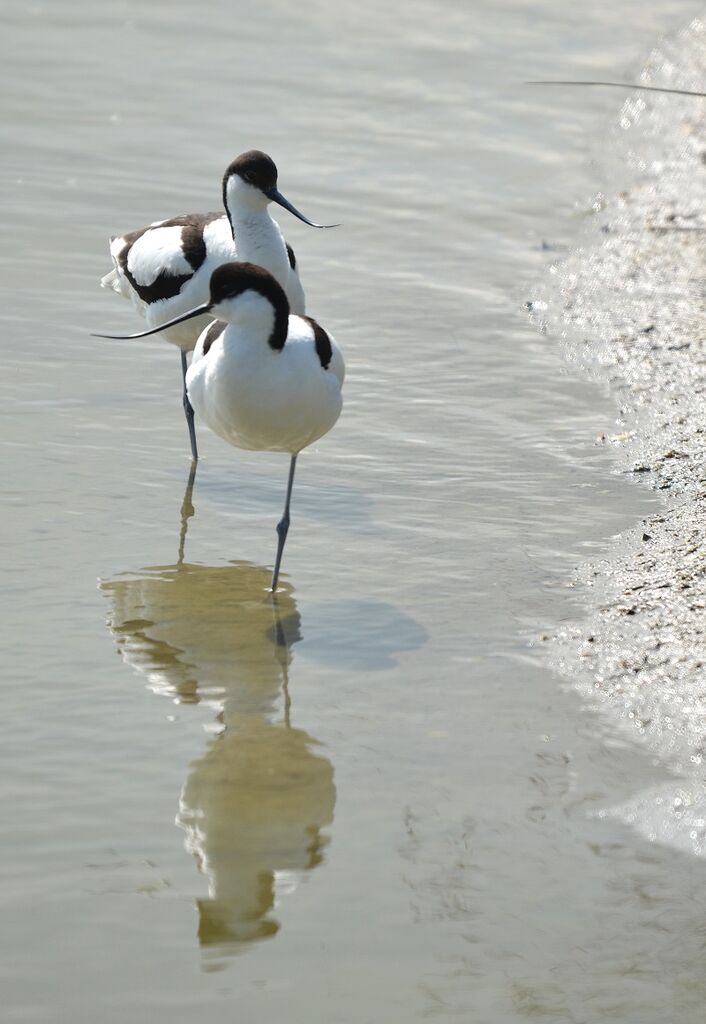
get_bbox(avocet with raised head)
[95,262,344,591]
[101,150,338,460]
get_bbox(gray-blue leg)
[181,350,198,462]
[271,455,298,592]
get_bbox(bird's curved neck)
[228,205,280,248]
[222,183,289,289]
[220,291,289,352]
[223,178,270,234]
[268,305,289,351]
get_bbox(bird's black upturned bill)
[529,80,706,98]
[265,187,340,229]
[92,302,212,340]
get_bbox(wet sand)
[539,19,706,855]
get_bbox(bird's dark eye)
[243,172,254,184]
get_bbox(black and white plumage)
[95,262,344,590]
[100,150,337,460]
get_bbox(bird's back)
[102,212,307,346]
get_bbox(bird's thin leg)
[181,350,198,462]
[271,455,297,592]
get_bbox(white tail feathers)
[100,267,130,299]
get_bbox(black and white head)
[206,263,289,347]
[222,150,338,229]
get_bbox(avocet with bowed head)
[101,150,338,461]
[94,262,344,592]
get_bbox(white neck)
[224,180,289,291]
[214,291,276,343]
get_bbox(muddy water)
[1,1,704,1021]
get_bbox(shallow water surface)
[2,1,705,1021]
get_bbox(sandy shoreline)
[534,20,706,852]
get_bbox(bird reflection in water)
[100,467,335,956]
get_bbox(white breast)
[187,317,343,456]
[230,211,306,315]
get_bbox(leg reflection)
[177,460,197,566]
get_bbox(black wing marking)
[117,213,222,305]
[201,319,227,355]
[301,315,332,370]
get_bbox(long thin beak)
[91,302,212,339]
[528,80,706,98]
[264,187,340,229]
